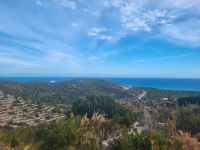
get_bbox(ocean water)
[0,77,200,91]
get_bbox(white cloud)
[134,54,188,64]
[159,0,200,10]
[102,0,175,32]
[71,22,78,28]
[88,56,98,61]
[31,0,199,46]
[35,0,49,7]
[91,11,101,17]
[88,50,119,62]
[0,52,39,67]
[101,0,200,46]
[0,57,38,67]
[34,0,77,9]
[59,0,76,9]
[46,50,79,67]
[88,27,113,41]
[162,19,200,46]
[36,0,43,6]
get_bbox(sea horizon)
[0,77,200,92]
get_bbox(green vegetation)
[176,105,200,135]
[0,116,185,150]
[0,115,115,150]
[153,105,200,135]
[1,80,200,150]
[0,80,133,105]
[72,94,143,126]
[178,96,200,106]
[38,118,80,150]
[0,79,199,106]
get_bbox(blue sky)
[0,0,200,77]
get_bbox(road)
[138,90,147,100]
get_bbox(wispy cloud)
[162,19,200,46]
[0,57,38,67]
[34,0,77,9]
[88,27,113,41]
[88,50,119,62]
[71,22,78,28]
[134,54,189,64]
[159,0,200,10]
[30,0,200,46]
[46,50,79,67]
[0,51,39,67]
[58,0,76,9]
[102,0,175,32]
[35,0,43,6]
[0,0,199,76]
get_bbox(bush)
[176,105,200,135]
[111,131,170,150]
[38,118,79,150]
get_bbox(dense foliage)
[72,94,143,126]
[150,105,200,135]
[0,115,117,150]
[178,96,200,106]
[138,87,200,102]
[38,118,79,150]
[176,105,200,135]
[0,116,185,150]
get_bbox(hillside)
[1,79,200,150]
[0,79,136,103]
[0,79,199,106]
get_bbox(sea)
[0,77,200,91]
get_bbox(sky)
[0,0,200,77]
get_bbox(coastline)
[0,77,200,91]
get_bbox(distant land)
[0,77,200,91]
